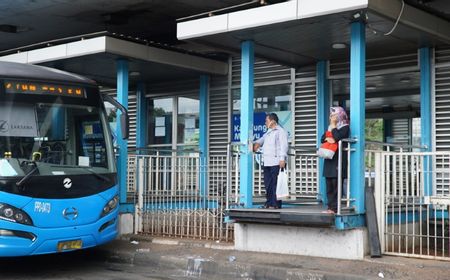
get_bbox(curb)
[120,234,235,250]
[100,238,375,280]
[104,249,373,280]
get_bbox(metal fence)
[130,152,234,242]
[374,150,450,260]
[128,144,321,241]
[225,143,320,209]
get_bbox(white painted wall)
[235,223,369,260]
[228,1,297,32]
[0,36,227,75]
[299,0,368,19]
[118,213,134,235]
[177,0,368,40]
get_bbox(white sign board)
[0,104,38,137]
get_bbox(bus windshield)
[0,102,115,177]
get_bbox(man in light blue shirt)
[253,113,289,209]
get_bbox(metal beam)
[317,61,329,205]
[0,36,228,75]
[116,59,129,209]
[240,40,255,209]
[369,0,450,44]
[199,75,209,203]
[136,82,147,152]
[349,21,366,215]
[420,47,432,196]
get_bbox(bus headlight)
[0,203,33,226]
[101,196,119,217]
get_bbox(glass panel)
[233,84,291,113]
[0,102,114,177]
[177,97,199,144]
[412,117,421,150]
[176,144,200,156]
[149,98,173,145]
[232,84,292,142]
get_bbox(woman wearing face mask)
[321,106,349,214]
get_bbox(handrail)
[289,146,319,155]
[226,144,231,210]
[337,138,357,215]
[228,142,245,146]
[365,140,427,151]
[336,138,420,214]
[130,147,201,155]
[225,142,242,209]
[225,141,320,209]
[230,142,316,154]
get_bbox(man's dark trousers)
[263,165,282,208]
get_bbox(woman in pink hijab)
[320,106,349,214]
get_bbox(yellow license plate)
[57,240,82,251]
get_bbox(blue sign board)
[232,112,267,142]
[232,111,292,142]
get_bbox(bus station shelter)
[1,0,450,260]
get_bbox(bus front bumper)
[0,211,118,257]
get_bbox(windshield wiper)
[16,163,39,189]
[51,165,111,183]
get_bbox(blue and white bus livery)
[0,61,128,256]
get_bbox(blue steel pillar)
[136,82,147,154]
[240,40,254,208]
[317,61,329,205]
[420,47,432,196]
[349,21,366,215]
[199,75,209,206]
[51,108,65,140]
[116,59,131,212]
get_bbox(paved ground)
[95,235,450,280]
[0,249,175,280]
[1,235,449,279]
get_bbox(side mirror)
[120,112,129,140]
[102,94,129,140]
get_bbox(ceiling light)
[332,43,347,49]
[366,85,377,90]
[129,71,140,77]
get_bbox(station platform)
[228,201,367,260]
[227,204,335,227]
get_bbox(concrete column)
[240,40,254,208]
[349,20,366,214]
[136,82,147,154]
[116,59,130,212]
[316,60,329,204]
[419,47,432,195]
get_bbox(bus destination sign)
[4,81,86,98]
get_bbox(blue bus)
[0,61,128,256]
